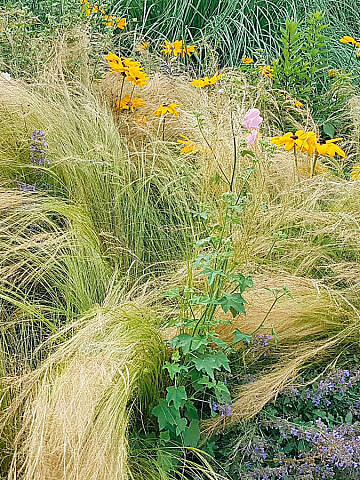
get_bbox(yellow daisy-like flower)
[300,131,317,155]
[177,135,200,154]
[315,138,346,158]
[135,114,147,125]
[340,35,360,48]
[189,78,206,88]
[259,65,274,78]
[242,56,254,64]
[137,41,150,51]
[160,40,173,56]
[351,165,360,180]
[116,18,127,29]
[105,51,127,72]
[270,130,309,151]
[293,100,304,108]
[357,50,360,57]
[116,95,146,112]
[161,40,196,57]
[126,68,150,87]
[190,72,222,88]
[153,103,182,117]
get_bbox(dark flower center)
[290,135,298,140]
[318,138,327,145]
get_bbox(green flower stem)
[311,152,319,178]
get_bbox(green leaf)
[164,362,188,380]
[162,288,181,298]
[233,328,252,344]
[323,124,335,139]
[160,430,171,443]
[169,333,208,354]
[219,292,246,317]
[231,274,253,293]
[345,411,353,424]
[191,351,230,380]
[183,419,200,447]
[166,386,187,410]
[194,237,212,248]
[175,417,188,435]
[152,399,181,430]
[201,268,225,286]
[185,401,199,420]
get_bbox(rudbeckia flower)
[116,95,146,112]
[116,18,127,29]
[177,135,200,154]
[190,72,222,88]
[270,130,308,151]
[293,100,304,108]
[105,52,127,73]
[242,57,254,64]
[160,41,173,56]
[328,69,338,78]
[259,65,274,78]
[340,36,360,48]
[137,41,150,51]
[351,165,360,180]
[153,103,182,117]
[315,138,346,158]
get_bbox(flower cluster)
[259,65,274,78]
[211,401,232,418]
[105,52,149,86]
[80,0,126,29]
[189,72,222,88]
[161,40,196,57]
[30,130,49,165]
[271,130,346,158]
[20,183,36,192]
[116,95,146,112]
[287,369,360,408]
[242,56,254,64]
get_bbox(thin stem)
[311,152,319,178]
[162,116,166,141]
[230,110,237,192]
[119,75,126,102]
[293,145,298,182]
[252,293,286,335]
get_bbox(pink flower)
[246,129,258,146]
[242,108,263,130]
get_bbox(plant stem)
[293,145,298,182]
[311,152,319,178]
[230,110,237,192]
[162,116,166,141]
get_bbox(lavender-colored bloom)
[20,183,36,192]
[30,129,49,165]
[246,128,258,146]
[242,108,263,130]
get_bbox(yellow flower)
[242,56,254,64]
[177,135,200,154]
[153,103,182,117]
[328,69,338,78]
[190,72,221,88]
[357,50,360,57]
[340,36,360,48]
[259,65,274,78]
[351,165,360,180]
[161,40,196,57]
[135,114,147,125]
[300,131,317,155]
[137,41,150,51]
[161,41,174,56]
[116,18,127,29]
[116,95,146,112]
[189,78,206,88]
[315,138,346,158]
[105,51,127,73]
[270,130,309,151]
[293,100,304,108]
[126,68,150,87]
